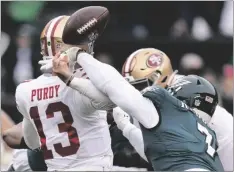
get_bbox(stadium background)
[1,1,233,170]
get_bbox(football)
[62,6,110,45]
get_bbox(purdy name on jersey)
[31,85,60,102]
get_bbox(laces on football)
[77,18,98,34]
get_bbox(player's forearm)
[77,52,159,128]
[122,122,148,162]
[69,77,115,110]
[77,52,120,89]
[3,134,29,149]
[2,123,29,149]
[1,110,14,132]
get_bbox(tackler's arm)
[75,51,159,128]
[113,107,148,161]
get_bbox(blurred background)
[1,1,233,169]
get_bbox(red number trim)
[30,101,80,160]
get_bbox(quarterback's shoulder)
[16,80,32,89]
[16,79,34,96]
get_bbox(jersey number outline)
[29,101,80,160]
[197,122,216,158]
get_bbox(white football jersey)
[15,74,113,170]
[208,105,233,171]
[11,149,31,171]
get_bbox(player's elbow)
[2,130,21,149]
[2,130,8,143]
[131,107,159,129]
[140,101,159,129]
[2,129,12,143]
[142,114,159,129]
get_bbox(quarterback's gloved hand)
[113,107,131,131]
[38,59,53,73]
[38,47,84,73]
[61,47,85,63]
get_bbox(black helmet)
[167,75,218,116]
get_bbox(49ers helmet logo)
[146,54,163,68]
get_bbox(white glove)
[38,59,53,73]
[113,107,131,131]
[62,47,85,63]
[39,47,84,73]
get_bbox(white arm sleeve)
[22,118,40,149]
[122,123,148,162]
[113,107,147,161]
[70,77,115,110]
[77,52,159,129]
[209,105,233,171]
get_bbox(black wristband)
[66,74,75,86]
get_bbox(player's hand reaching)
[51,51,74,84]
[52,47,85,84]
[63,47,85,63]
[39,47,84,72]
[52,52,68,73]
[39,47,85,84]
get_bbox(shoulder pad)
[141,86,160,95]
[16,79,32,93]
[141,86,166,107]
[16,79,33,90]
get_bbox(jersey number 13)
[29,101,80,160]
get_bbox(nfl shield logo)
[194,99,201,106]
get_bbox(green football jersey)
[139,86,224,171]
